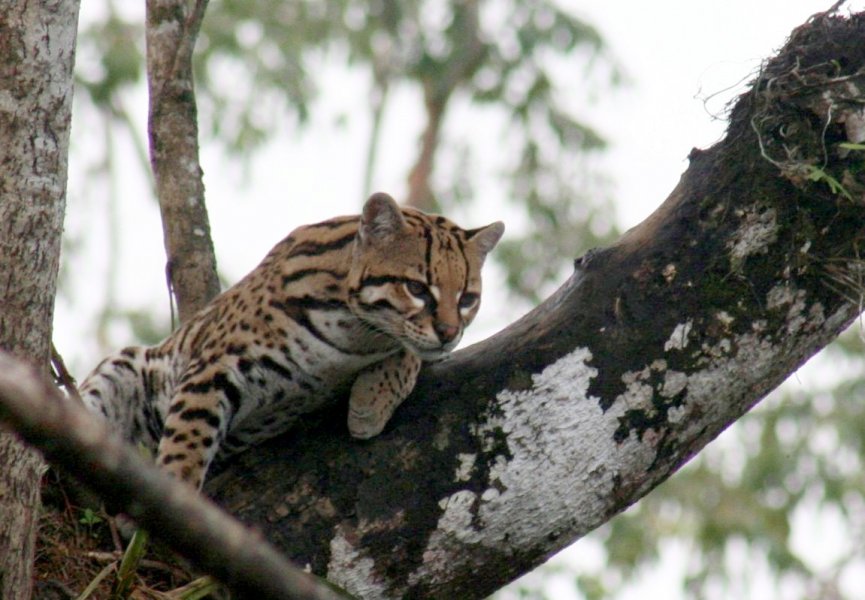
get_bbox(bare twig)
[810,0,848,21]
[51,342,81,404]
[85,551,189,580]
[0,351,350,600]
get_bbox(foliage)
[78,508,103,530]
[804,165,853,200]
[113,527,149,599]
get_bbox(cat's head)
[347,192,504,360]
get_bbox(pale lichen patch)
[662,263,677,283]
[436,490,482,543]
[716,310,735,328]
[401,290,853,596]
[0,89,15,113]
[728,206,778,271]
[661,370,688,398]
[615,287,839,457]
[454,453,476,482]
[411,348,608,588]
[618,377,654,412]
[767,284,799,310]
[664,320,693,351]
[327,527,395,600]
[432,421,451,451]
[766,284,825,336]
[842,105,865,144]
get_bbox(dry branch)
[0,352,348,600]
[204,10,865,598]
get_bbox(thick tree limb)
[0,353,348,600]
[203,11,865,598]
[146,0,220,322]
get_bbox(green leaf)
[112,527,149,599]
[78,507,103,527]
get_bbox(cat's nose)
[434,321,459,344]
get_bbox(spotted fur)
[79,193,504,488]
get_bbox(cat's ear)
[360,192,406,244]
[466,221,505,257]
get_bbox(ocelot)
[79,192,504,489]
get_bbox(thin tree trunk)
[362,76,389,198]
[405,93,447,212]
[146,0,220,322]
[0,0,80,597]
[404,0,485,212]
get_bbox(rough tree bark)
[146,0,220,322]
[202,11,865,598]
[0,1,80,597]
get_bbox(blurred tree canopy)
[69,1,865,599]
[74,0,621,309]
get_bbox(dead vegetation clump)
[33,472,194,600]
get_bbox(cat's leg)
[155,367,240,489]
[348,350,422,439]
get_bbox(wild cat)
[79,192,504,488]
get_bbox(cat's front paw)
[347,407,386,439]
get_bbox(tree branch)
[0,352,349,600]
[203,10,865,598]
[146,0,220,322]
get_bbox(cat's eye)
[405,280,430,299]
[458,292,479,309]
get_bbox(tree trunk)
[405,93,447,212]
[404,0,485,212]
[205,12,865,598]
[146,0,220,322]
[0,0,80,597]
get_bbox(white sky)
[56,1,865,598]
